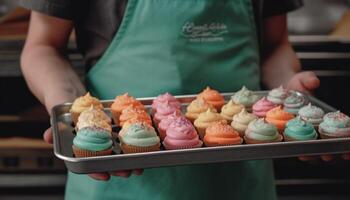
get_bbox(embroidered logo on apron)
[181,22,228,42]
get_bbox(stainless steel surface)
[51,92,349,174]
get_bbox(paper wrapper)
[163,141,203,150]
[283,133,318,142]
[244,134,283,144]
[72,145,112,157]
[204,138,243,147]
[120,143,160,154]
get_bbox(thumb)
[300,71,320,91]
[43,128,53,144]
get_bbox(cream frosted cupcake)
[298,103,325,128]
[283,93,307,115]
[76,106,112,132]
[244,119,283,144]
[119,123,160,154]
[267,85,289,105]
[220,100,244,123]
[231,86,260,112]
[230,109,258,137]
[197,87,225,111]
[194,109,227,139]
[70,93,104,125]
[185,98,217,123]
[318,111,350,139]
[283,117,317,141]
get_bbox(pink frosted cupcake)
[151,93,181,114]
[163,118,203,150]
[158,112,185,140]
[153,101,182,126]
[252,97,277,117]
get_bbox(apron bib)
[66,0,277,199]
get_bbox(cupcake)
[252,97,277,117]
[185,98,217,123]
[230,109,258,137]
[158,112,185,140]
[318,111,350,139]
[76,106,112,132]
[72,127,113,157]
[266,106,295,133]
[298,103,325,128]
[283,117,318,141]
[283,93,307,115]
[119,123,160,153]
[197,87,225,111]
[151,93,181,114]
[231,86,260,111]
[220,100,244,123]
[204,122,243,146]
[119,106,152,127]
[110,93,145,125]
[194,109,227,139]
[153,101,182,126]
[163,118,203,150]
[267,85,289,105]
[122,116,153,130]
[70,93,104,125]
[244,119,283,144]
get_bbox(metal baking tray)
[51,91,350,174]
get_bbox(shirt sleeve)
[17,0,73,20]
[263,0,303,17]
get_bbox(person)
[19,0,322,199]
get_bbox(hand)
[286,71,320,94]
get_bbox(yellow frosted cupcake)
[185,98,217,123]
[194,109,227,139]
[230,109,258,137]
[220,100,244,123]
[70,93,104,125]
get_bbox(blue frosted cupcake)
[72,127,113,157]
[283,117,318,141]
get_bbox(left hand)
[286,71,350,162]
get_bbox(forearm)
[261,40,301,89]
[21,45,85,114]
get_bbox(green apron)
[66,0,277,199]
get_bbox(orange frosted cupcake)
[197,87,225,111]
[185,98,217,123]
[266,106,295,133]
[110,93,145,125]
[122,116,153,130]
[220,100,244,123]
[70,93,104,125]
[119,106,151,127]
[194,109,227,139]
[204,122,242,146]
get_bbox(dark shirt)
[19,0,302,71]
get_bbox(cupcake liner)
[120,143,160,154]
[244,134,283,144]
[70,111,80,126]
[163,141,203,150]
[283,133,318,142]
[204,138,243,147]
[72,145,113,157]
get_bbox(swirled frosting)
[231,86,260,108]
[159,112,185,133]
[252,97,277,117]
[151,92,181,112]
[70,93,103,113]
[204,122,242,145]
[76,106,111,132]
[73,127,112,151]
[154,101,181,123]
[284,117,317,140]
[230,109,257,136]
[119,106,151,126]
[266,106,295,131]
[298,103,324,126]
[194,109,227,129]
[111,93,144,113]
[185,98,217,120]
[283,93,307,115]
[319,111,350,137]
[267,86,289,104]
[121,123,160,147]
[220,100,244,121]
[245,119,280,141]
[197,87,225,110]
[163,118,202,149]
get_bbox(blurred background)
[0,0,350,199]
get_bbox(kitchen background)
[0,0,350,199]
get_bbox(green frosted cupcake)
[284,117,318,141]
